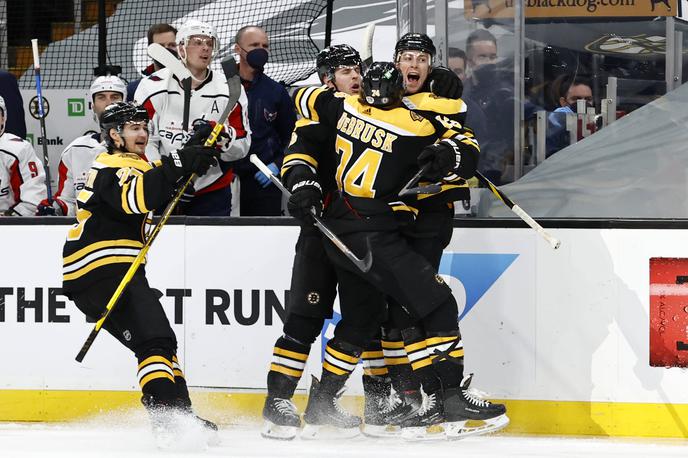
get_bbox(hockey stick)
[361,23,376,68]
[147,43,193,131]
[398,164,442,197]
[476,171,561,250]
[31,39,53,201]
[75,57,241,362]
[250,154,373,273]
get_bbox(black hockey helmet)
[100,101,149,151]
[394,33,436,61]
[361,61,404,108]
[316,44,363,82]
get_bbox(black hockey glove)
[427,66,463,99]
[187,119,233,151]
[288,179,323,223]
[174,182,195,215]
[418,138,462,181]
[161,145,220,182]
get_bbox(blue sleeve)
[273,85,297,167]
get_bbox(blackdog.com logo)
[526,0,636,13]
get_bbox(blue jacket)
[232,72,296,176]
[0,70,27,139]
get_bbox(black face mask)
[245,48,269,71]
[568,101,594,113]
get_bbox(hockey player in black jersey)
[283,62,507,440]
[261,44,363,441]
[62,102,220,447]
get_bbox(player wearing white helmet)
[134,19,251,216]
[37,75,127,216]
[0,95,48,216]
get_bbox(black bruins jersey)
[285,86,479,222]
[62,151,175,294]
[402,92,472,209]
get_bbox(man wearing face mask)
[546,75,593,157]
[231,25,296,216]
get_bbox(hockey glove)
[188,119,233,152]
[161,145,221,182]
[174,182,195,215]
[288,179,323,223]
[255,162,279,188]
[36,198,67,216]
[427,66,463,99]
[418,139,463,182]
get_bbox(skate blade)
[261,420,298,441]
[361,423,400,438]
[301,423,360,440]
[400,424,445,442]
[445,414,510,440]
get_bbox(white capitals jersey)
[134,67,251,194]
[54,133,107,216]
[0,132,47,216]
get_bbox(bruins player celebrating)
[261,44,364,441]
[282,63,507,440]
[61,102,220,446]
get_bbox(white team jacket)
[134,67,251,194]
[0,132,47,216]
[54,133,106,216]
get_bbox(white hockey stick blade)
[147,43,192,81]
[361,23,376,67]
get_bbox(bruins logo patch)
[435,274,445,285]
[410,111,424,122]
[307,292,321,305]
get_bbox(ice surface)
[1,412,686,458]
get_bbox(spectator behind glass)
[127,24,178,101]
[546,75,593,157]
[0,70,26,139]
[448,47,467,82]
[231,25,296,216]
[463,29,514,184]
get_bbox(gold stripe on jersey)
[390,201,419,216]
[93,152,154,172]
[63,255,138,281]
[343,97,437,138]
[405,92,467,116]
[281,153,319,177]
[295,85,326,122]
[63,239,143,264]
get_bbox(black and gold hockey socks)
[137,351,177,405]
[171,355,192,408]
[320,339,362,394]
[426,331,464,390]
[401,327,442,394]
[267,335,310,399]
[361,339,389,378]
[382,329,420,394]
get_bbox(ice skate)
[443,374,509,440]
[261,396,301,440]
[301,376,361,440]
[399,388,445,442]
